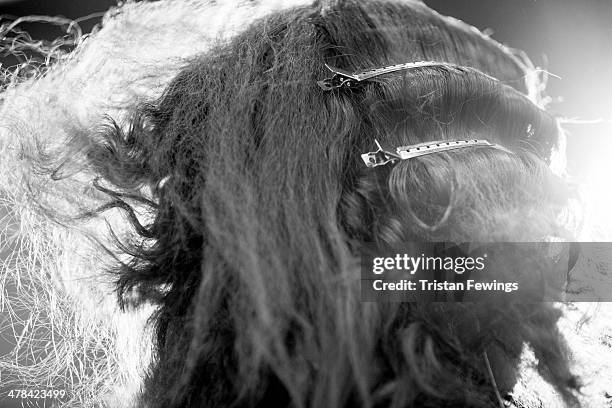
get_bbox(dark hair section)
[67,1,580,407]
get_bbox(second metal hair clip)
[361,139,503,168]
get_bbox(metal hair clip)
[317,61,444,91]
[361,139,502,168]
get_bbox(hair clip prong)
[361,139,401,167]
[317,64,359,90]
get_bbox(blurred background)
[0,1,610,406]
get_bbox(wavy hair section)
[71,2,582,407]
[4,1,612,408]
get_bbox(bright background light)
[426,0,612,240]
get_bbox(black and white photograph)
[0,1,611,407]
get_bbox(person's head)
[0,1,584,407]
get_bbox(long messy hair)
[71,1,581,407]
[0,0,589,407]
